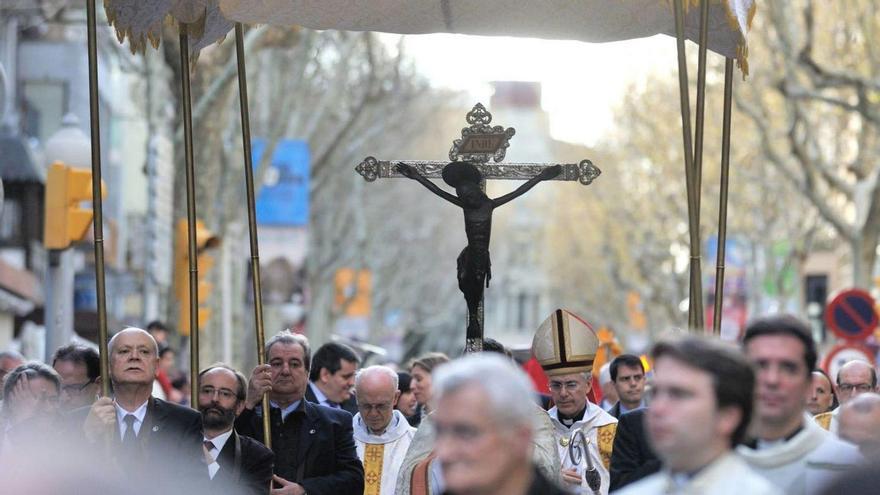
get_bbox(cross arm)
[355,157,601,185]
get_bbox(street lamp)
[43,113,92,362]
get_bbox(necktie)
[327,400,340,409]
[204,440,216,451]
[204,440,218,479]
[122,414,138,446]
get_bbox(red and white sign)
[822,343,877,381]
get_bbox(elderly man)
[814,360,877,432]
[78,327,203,486]
[235,330,364,495]
[616,338,779,494]
[395,342,560,495]
[807,370,837,417]
[198,364,274,495]
[352,365,416,495]
[607,354,647,418]
[837,392,880,459]
[533,309,617,495]
[306,342,360,414]
[433,354,567,495]
[737,315,862,495]
[52,344,100,410]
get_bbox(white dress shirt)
[115,399,149,440]
[204,429,234,479]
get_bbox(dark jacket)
[208,430,275,495]
[68,396,204,492]
[305,382,359,415]
[441,466,567,495]
[235,399,364,495]
[609,408,661,491]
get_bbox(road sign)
[822,343,877,382]
[824,289,879,341]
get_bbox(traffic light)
[43,162,106,249]
[174,219,220,336]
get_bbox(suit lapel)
[297,401,319,468]
[140,397,167,449]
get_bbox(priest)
[533,309,618,495]
[353,365,417,495]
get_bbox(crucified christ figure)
[397,161,562,337]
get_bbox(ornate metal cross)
[355,103,601,353]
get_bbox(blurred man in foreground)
[432,354,567,495]
[616,337,778,494]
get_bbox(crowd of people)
[0,311,878,494]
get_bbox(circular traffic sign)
[822,343,877,382]
[824,289,879,341]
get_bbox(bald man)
[352,366,416,495]
[838,393,880,459]
[814,360,878,433]
[75,327,203,488]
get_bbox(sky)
[385,33,679,147]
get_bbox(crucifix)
[356,103,601,353]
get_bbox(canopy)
[106,0,756,70]
[220,1,753,58]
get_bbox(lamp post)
[43,113,92,362]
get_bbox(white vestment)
[737,413,863,495]
[615,452,781,495]
[354,410,416,495]
[547,402,617,495]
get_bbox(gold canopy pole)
[713,59,735,335]
[673,0,705,330]
[234,23,272,447]
[85,0,110,397]
[179,27,201,407]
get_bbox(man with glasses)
[198,364,274,495]
[52,344,100,410]
[351,365,415,495]
[533,309,617,495]
[814,360,877,433]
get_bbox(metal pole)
[86,0,110,397]
[179,27,200,407]
[44,250,75,363]
[234,23,272,446]
[693,0,710,219]
[672,0,704,330]
[713,59,735,335]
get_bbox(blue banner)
[252,139,310,226]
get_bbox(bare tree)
[736,0,880,288]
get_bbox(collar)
[114,398,149,423]
[353,410,414,444]
[309,382,339,408]
[618,399,647,415]
[204,428,234,454]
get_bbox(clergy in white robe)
[353,365,417,495]
[547,394,617,495]
[354,409,416,495]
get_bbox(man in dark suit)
[607,354,647,419]
[609,408,660,491]
[78,327,203,489]
[236,330,364,495]
[305,342,360,415]
[198,364,274,495]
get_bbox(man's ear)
[716,406,743,440]
[235,400,246,416]
[394,390,401,404]
[320,367,331,383]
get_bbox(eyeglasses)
[358,402,393,413]
[199,386,238,401]
[838,383,873,393]
[548,381,582,392]
[62,379,96,394]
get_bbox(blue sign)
[252,139,310,226]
